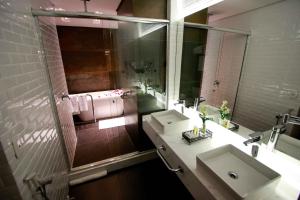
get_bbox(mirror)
[180,0,300,160]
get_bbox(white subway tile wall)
[201,31,247,111]
[210,0,300,131]
[0,0,69,199]
[200,30,223,106]
[38,16,77,167]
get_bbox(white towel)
[70,96,80,114]
[78,95,88,112]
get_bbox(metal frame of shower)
[31,9,171,184]
[32,8,251,184]
[184,22,251,35]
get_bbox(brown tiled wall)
[57,26,117,94]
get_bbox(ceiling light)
[45,7,54,11]
[93,19,101,24]
[55,8,65,11]
[61,17,70,23]
[95,11,103,14]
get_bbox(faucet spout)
[283,114,300,125]
[174,100,186,114]
[267,124,286,151]
[193,97,206,111]
[243,132,263,146]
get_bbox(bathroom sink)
[151,110,190,133]
[196,144,280,199]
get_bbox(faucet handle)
[272,124,286,134]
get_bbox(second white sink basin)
[196,144,280,199]
[151,110,190,133]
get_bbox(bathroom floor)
[73,122,137,167]
[70,159,194,200]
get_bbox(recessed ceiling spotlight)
[55,8,65,11]
[61,17,70,22]
[93,19,101,24]
[95,11,103,14]
[45,7,54,11]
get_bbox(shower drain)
[228,171,239,179]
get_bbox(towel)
[70,96,80,114]
[78,95,89,112]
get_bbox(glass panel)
[179,27,207,107]
[55,19,167,167]
[117,0,167,19]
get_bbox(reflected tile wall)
[0,0,69,199]
[210,0,300,130]
[38,17,77,167]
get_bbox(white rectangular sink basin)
[151,110,190,133]
[196,144,280,199]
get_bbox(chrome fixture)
[156,146,183,173]
[282,113,300,125]
[267,114,300,151]
[86,94,96,123]
[193,97,206,111]
[251,145,259,157]
[24,173,53,200]
[31,9,170,24]
[184,22,251,35]
[174,99,186,114]
[120,90,132,99]
[80,0,90,12]
[61,93,70,101]
[243,132,263,157]
[243,131,264,146]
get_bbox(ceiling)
[48,0,284,27]
[50,0,121,13]
[208,0,284,22]
[50,0,121,28]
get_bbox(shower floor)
[73,119,137,167]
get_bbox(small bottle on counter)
[193,126,199,137]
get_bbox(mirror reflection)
[180,1,300,160]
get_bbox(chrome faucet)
[267,114,300,151]
[243,131,264,146]
[193,97,206,111]
[174,100,186,114]
[267,124,286,151]
[243,132,264,157]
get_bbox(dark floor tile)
[73,124,137,167]
[70,159,194,200]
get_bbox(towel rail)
[63,93,96,124]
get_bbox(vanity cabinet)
[144,121,215,200]
[143,115,300,200]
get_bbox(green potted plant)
[219,100,230,128]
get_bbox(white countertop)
[143,114,300,200]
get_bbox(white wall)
[38,16,77,167]
[210,0,300,131]
[0,0,69,199]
